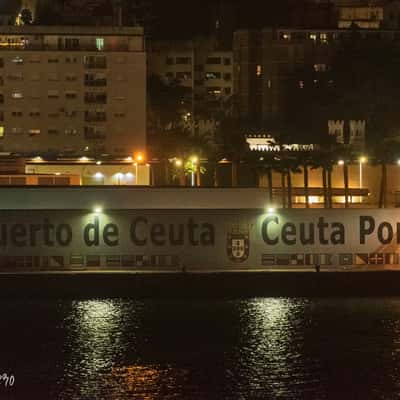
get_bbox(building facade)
[0,25,146,157]
[148,37,233,135]
[234,26,399,123]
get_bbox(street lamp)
[359,156,367,203]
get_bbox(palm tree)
[215,116,247,187]
[336,146,354,208]
[369,138,400,208]
[310,148,336,208]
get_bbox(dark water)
[1,297,400,399]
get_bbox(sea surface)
[1,297,400,399]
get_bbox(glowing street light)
[175,158,183,167]
[338,160,344,166]
[135,152,144,163]
[93,206,103,214]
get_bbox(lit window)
[11,91,23,99]
[205,72,220,80]
[320,33,328,42]
[96,38,104,51]
[65,128,78,135]
[11,56,23,64]
[256,65,262,76]
[298,80,305,89]
[309,33,317,41]
[28,129,40,135]
[0,126,4,137]
[314,63,327,72]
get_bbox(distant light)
[267,207,276,214]
[94,172,104,179]
[125,156,133,162]
[175,159,183,167]
[33,156,43,162]
[93,206,103,214]
[191,156,198,164]
[79,156,89,162]
[135,152,144,163]
[397,159,400,166]
[96,161,102,165]
[338,160,344,166]
[359,156,367,164]
[54,172,61,176]
[125,172,134,179]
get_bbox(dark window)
[206,57,221,64]
[176,57,191,64]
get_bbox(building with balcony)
[148,37,233,135]
[233,27,400,132]
[0,25,146,157]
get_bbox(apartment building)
[148,38,233,132]
[234,27,400,121]
[0,25,146,157]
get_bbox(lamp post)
[359,156,367,203]
[338,159,349,208]
[134,152,145,185]
[175,158,185,186]
[191,156,198,187]
[134,162,138,185]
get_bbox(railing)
[84,79,107,87]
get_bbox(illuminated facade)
[0,25,146,157]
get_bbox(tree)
[369,138,400,208]
[147,74,192,185]
[215,116,248,187]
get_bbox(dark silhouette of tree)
[215,116,247,186]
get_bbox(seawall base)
[1,271,400,298]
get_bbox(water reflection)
[4,297,399,399]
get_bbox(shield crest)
[227,233,249,263]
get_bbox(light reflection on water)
[3,298,400,399]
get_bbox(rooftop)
[0,25,143,36]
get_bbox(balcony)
[84,79,107,87]
[84,127,106,140]
[84,93,107,104]
[85,113,107,122]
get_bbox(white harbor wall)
[0,207,400,270]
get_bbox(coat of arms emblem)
[227,226,250,263]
